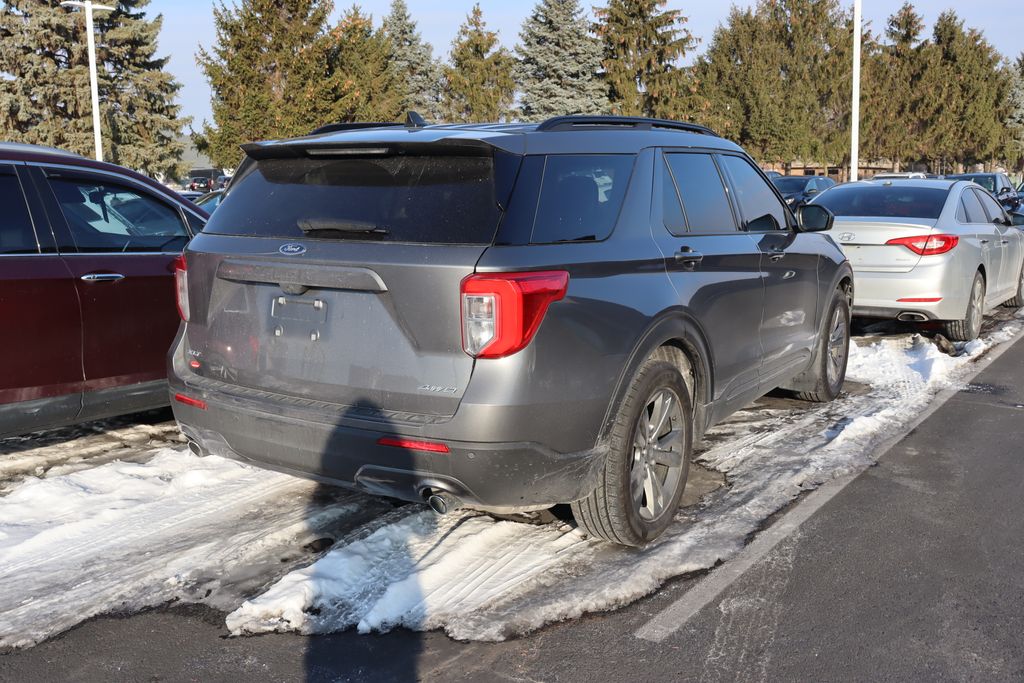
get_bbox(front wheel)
[944,272,985,342]
[571,356,692,547]
[786,291,851,403]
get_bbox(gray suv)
[169,116,853,546]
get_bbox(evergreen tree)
[382,0,442,119]
[196,0,334,169]
[441,4,515,123]
[0,0,188,179]
[593,0,696,119]
[1005,55,1024,165]
[327,6,404,123]
[514,0,607,120]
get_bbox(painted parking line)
[635,331,1023,643]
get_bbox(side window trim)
[0,163,42,255]
[660,152,688,235]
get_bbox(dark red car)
[188,176,213,192]
[1,142,207,436]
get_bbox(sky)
[147,1,1024,128]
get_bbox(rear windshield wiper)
[298,219,390,236]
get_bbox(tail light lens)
[885,234,959,256]
[174,254,190,322]
[460,271,569,358]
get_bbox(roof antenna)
[405,111,427,128]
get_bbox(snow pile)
[224,319,1024,642]
[0,449,389,648]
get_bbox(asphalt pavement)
[2,336,1024,682]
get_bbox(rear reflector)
[885,234,959,256]
[897,297,943,303]
[460,271,569,358]
[173,254,190,322]
[377,437,450,453]
[174,393,207,410]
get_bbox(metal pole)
[61,1,115,162]
[850,0,862,181]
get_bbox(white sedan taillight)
[174,254,190,322]
[460,271,569,359]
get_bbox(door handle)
[80,273,125,283]
[768,247,786,262]
[674,247,704,267]
[1001,240,1009,245]
[980,239,990,245]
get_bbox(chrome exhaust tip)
[426,492,461,515]
[897,312,928,322]
[187,439,205,457]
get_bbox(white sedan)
[811,179,1024,340]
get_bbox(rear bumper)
[851,258,970,321]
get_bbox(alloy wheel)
[630,388,686,521]
[826,305,848,388]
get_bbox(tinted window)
[718,155,788,231]
[661,158,686,235]
[48,178,189,252]
[813,185,949,220]
[206,154,503,244]
[949,174,996,192]
[0,166,38,254]
[975,189,1005,222]
[665,153,736,234]
[960,190,987,223]
[772,177,812,193]
[531,155,634,243]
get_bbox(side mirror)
[805,187,819,195]
[1012,213,1024,227]
[796,204,834,232]
[998,186,1011,196]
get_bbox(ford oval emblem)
[279,243,307,256]
[838,232,856,243]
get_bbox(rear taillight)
[460,271,569,359]
[174,254,189,321]
[885,234,959,256]
[377,437,450,453]
[174,393,206,410]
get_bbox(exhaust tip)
[897,312,928,322]
[187,439,204,457]
[426,492,460,515]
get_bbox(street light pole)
[850,0,862,181]
[60,1,115,163]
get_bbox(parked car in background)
[195,189,224,213]
[178,190,203,202]
[764,170,782,179]
[188,176,213,192]
[945,172,1021,211]
[170,115,853,547]
[771,175,836,209]
[0,142,207,436]
[810,179,1024,340]
[215,175,231,189]
[871,172,927,180]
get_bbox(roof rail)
[308,122,404,135]
[536,115,718,137]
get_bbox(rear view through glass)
[814,185,949,220]
[205,154,502,244]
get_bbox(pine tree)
[441,4,515,123]
[593,0,696,119]
[327,6,404,124]
[382,0,442,120]
[0,0,188,180]
[196,0,334,169]
[514,0,607,120]
[1005,55,1024,165]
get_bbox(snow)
[225,317,1024,642]
[1,313,1022,648]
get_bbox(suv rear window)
[813,185,949,220]
[204,154,502,244]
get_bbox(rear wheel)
[1002,263,1024,308]
[787,291,850,403]
[944,272,985,341]
[572,356,691,547]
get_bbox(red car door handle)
[80,273,125,283]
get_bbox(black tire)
[571,354,692,547]
[1002,262,1024,308]
[787,291,851,403]
[944,272,985,342]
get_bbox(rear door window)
[0,165,38,254]
[959,190,986,223]
[206,154,503,244]
[664,153,737,235]
[531,155,634,243]
[975,189,1006,222]
[46,177,189,252]
[718,155,789,232]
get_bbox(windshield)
[949,174,996,192]
[812,185,949,219]
[771,177,811,193]
[204,154,504,244]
